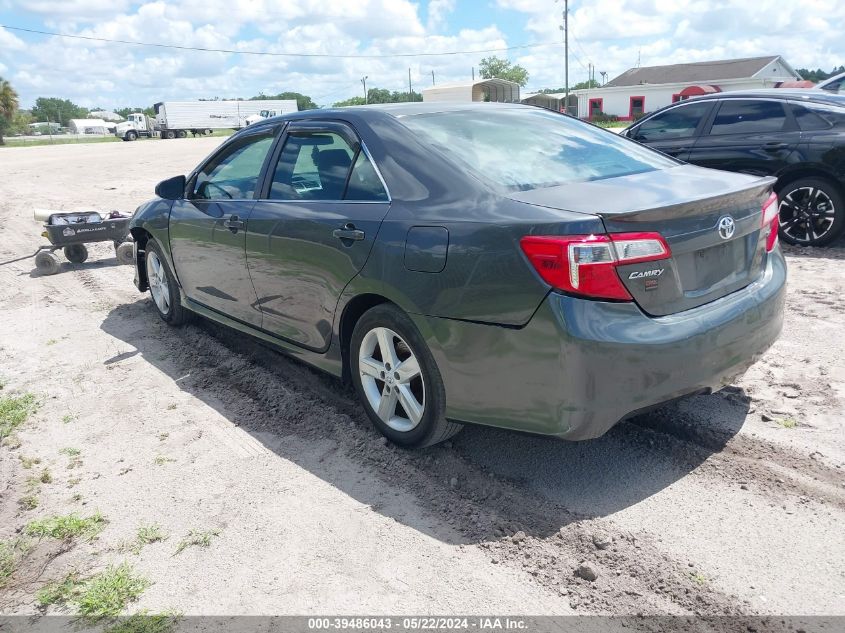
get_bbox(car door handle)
[333,224,365,241]
[763,142,788,151]
[223,215,244,233]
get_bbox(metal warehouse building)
[422,78,521,103]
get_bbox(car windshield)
[400,107,677,191]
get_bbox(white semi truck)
[114,99,298,141]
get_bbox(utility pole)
[557,0,569,114]
[431,70,435,86]
[408,68,412,99]
[472,66,475,81]
[361,76,368,104]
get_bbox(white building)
[89,110,123,122]
[572,56,801,121]
[422,78,520,103]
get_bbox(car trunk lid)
[509,165,776,315]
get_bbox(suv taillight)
[520,232,671,301]
[761,192,779,252]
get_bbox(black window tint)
[345,151,388,201]
[821,78,843,93]
[193,130,275,200]
[634,102,711,141]
[709,100,786,135]
[269,131,355,201]
[792,102,845,130]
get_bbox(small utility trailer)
[33,211,134,275]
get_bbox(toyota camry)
[129,103,786,448]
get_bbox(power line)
[0,24,561,59]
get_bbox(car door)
[685,99,801,176]
[169,125,279,327]
[246,121,391,351]
[625,100,714,160]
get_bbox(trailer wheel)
[204,128,212,135]
[164,130,175,139]
[63,244,88,264]
[35,251,60,275]
[176,130,187,139]
[126,130,138,141]
[115,242,135,265]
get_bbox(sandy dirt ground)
[0,139,843,621]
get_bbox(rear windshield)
[400,107,677,191]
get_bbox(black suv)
[624,90,845,246]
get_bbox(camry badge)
[629,269,664,280]
[717,216,736,240]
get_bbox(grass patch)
[690,571,708,585]
[46,339,58,346]
[157,433,169,441]
[105,611,181,633]
[20,455,41,469]
[777,417,798,429]
[0,392,39,440]
[174,528,220,555]
[77,563,150,620]
[2,434,21,449]
[60,447,81,457]
[153,455,175,466]
[25,512,106,540]
[37,564,150,620]
[122,523,168,554]
[37,571,85,607]
[70,493,83,502]
[68,477,81,487]
[4,136,123,148]
[62,413,77,424]
[0,537,32,588]
[19,494,39,510]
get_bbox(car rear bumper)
[417,248,786,440]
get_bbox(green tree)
[31,97,88,127]
[115,106,156,119]
[0,77,19,145]
[797,66,844,82]
[251,91,318,111]
[333,96,367,107]
[478,56,529,87]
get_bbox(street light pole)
[361,76,368,104]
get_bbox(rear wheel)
[63,244,88,263]
[144,240,188,325]
[34,251,60,275]
[778,177,844,246]
[163,130,175,140]
[350,304,461,448]
[175,129,187,139]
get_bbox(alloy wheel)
[146,250,171,315]
[779,186,836,244]
[358,327,425,432]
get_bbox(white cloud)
[1,0,844,109]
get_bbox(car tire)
[777,177,844,246]
[350,304,461,448]
[144,240,188,325]
[34,251,60,275]
[63,244,88,263]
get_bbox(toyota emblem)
[717,216,736,240]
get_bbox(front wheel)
[63,244,88,263]
[350,304,461,448]
[778,177,844,246]
[144,240,188,325]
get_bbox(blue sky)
[0,0,842,110]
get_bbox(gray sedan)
[129,103,786,447]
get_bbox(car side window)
[193,130,276,200]
[633,102,711,141]
[708,100,786,135]
[268,129,387,201]
[791,102,845,130]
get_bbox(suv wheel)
[350,304,461,448]
[778,177,844,246]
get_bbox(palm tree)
[0,77,19,146]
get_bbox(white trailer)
[154,99,298,139]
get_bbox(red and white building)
[571,56,802,121]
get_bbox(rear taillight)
[761,192,779,252]
[520,232,671,301]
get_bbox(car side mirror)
[155,175,186,200]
